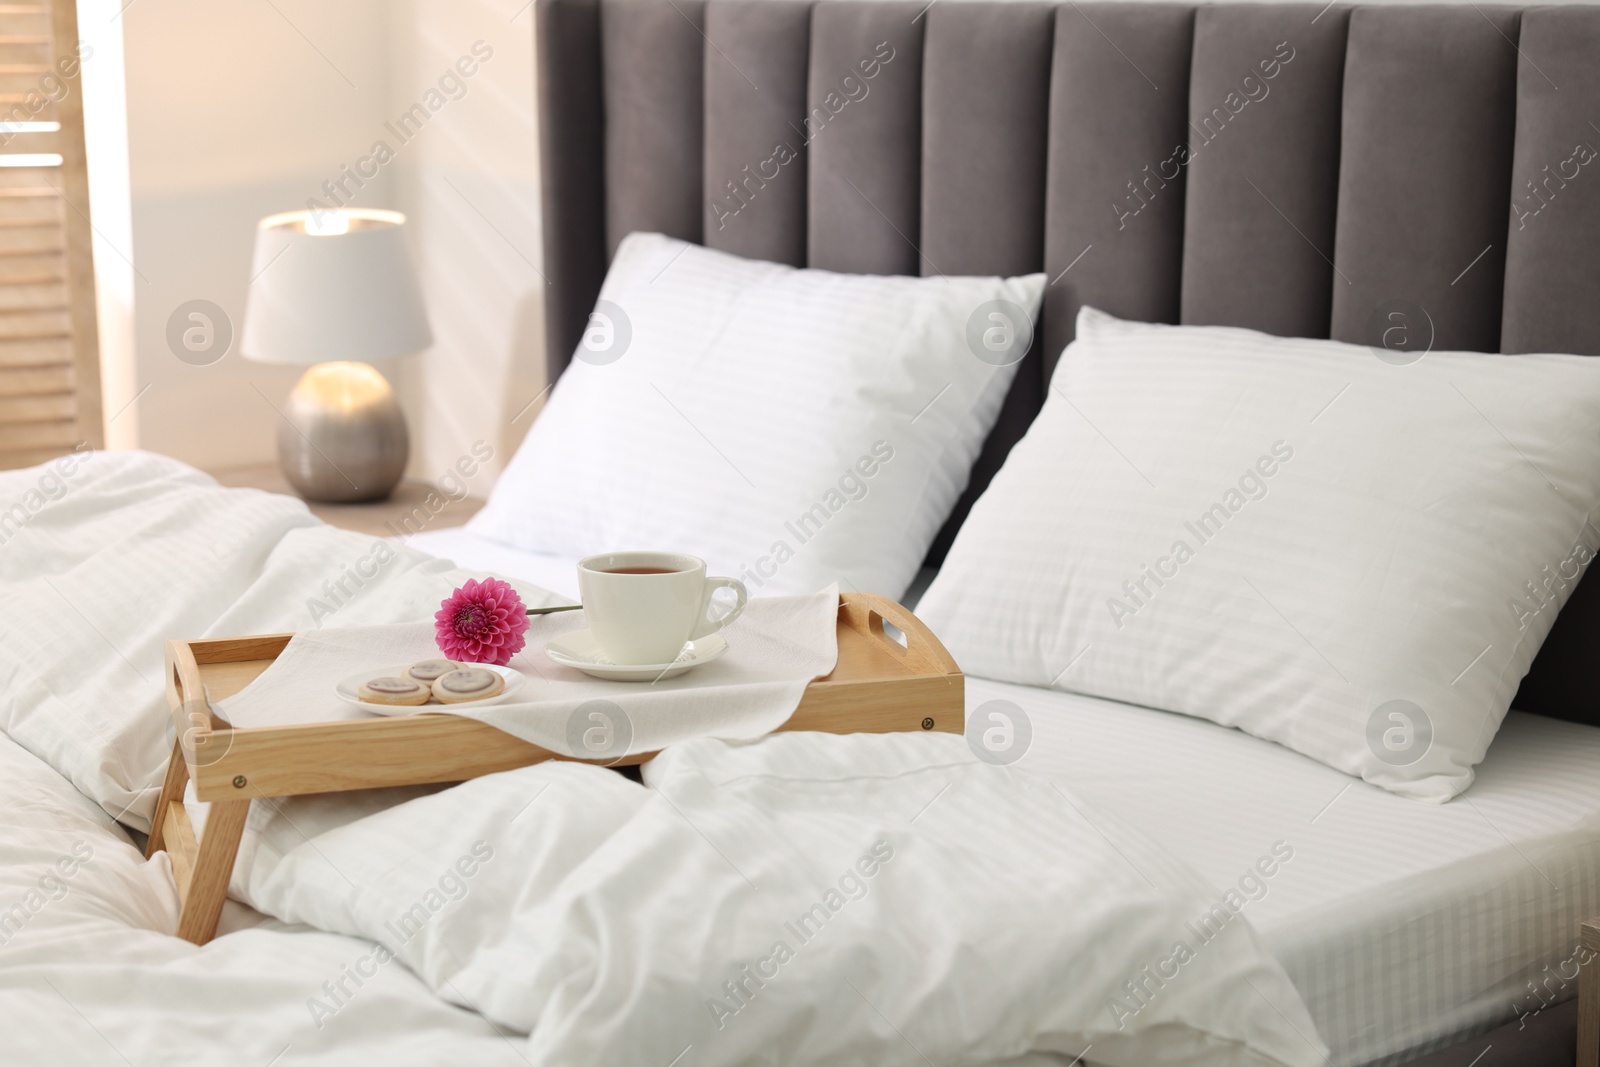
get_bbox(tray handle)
[165,640,232,762]
[166,640,205,749]
[838,592,961,677]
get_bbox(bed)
[7,635,1595,1066]
[522,5,1600,1054]
[4,1,1600,1065]
[408,527,1600,1067]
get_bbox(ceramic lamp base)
[277,361,408,503]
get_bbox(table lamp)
[241,208,432,503]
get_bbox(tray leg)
[173,799,249,946]
[145,738,189,859]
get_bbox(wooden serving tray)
[146,592,961,944]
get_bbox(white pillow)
[919,307,1600,801]
[472,233,1045,598]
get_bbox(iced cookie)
[357,676,432,706]
[406,658,461,683]
[432,667,505,704]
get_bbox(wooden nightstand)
[209,463,484,539]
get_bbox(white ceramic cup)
[577,551,748,665]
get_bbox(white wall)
[121,0,397,470]
[76,0,136,451]
[111,0,542,481]
[110,0,544,479]
[385,0,544,485]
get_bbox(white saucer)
[335,664,524,715]
[545,630,728,682]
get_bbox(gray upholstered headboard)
[532,0,1600,720]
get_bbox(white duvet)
[0,452,1328,1066]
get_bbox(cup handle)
[691,577,748,640]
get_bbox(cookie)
[357,676,432,706]
[406,658,461,683]
[432,667,506,704]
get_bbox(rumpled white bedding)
[0,451,1327,1066]
[0,450,568,835]
[0,729,513,1066]
[230,731,1329,1066]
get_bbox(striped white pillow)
[473,233,1044,600]
[920,307,1600,801]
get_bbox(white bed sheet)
[970,676,1600,1066]
[408,529,1600,1066]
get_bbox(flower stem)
[526,604,584,616]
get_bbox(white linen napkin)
[217,584,840,760]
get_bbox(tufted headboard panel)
[534,0,1600,720]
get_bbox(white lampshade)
[240,208,432,365]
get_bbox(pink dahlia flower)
[434,577,530,666]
